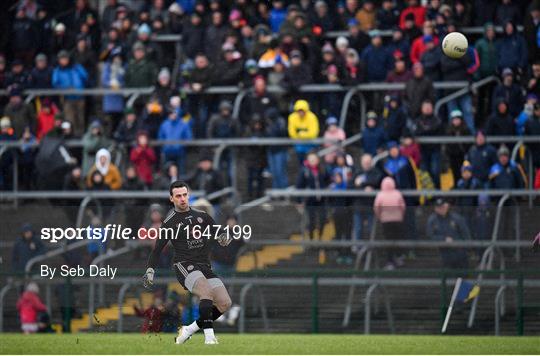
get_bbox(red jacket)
[130,145,157,185]
[36,105,59,140]
[400,143,421,168]
[16,291,47,324]
[410,35,440,64]
[399,5,426,29]
[134,305,163,333]
[535,168,540,190]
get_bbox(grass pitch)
[1,333,538,354]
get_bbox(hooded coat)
[373,177,406,223]
[86,148,122,190]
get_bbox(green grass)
[1,334,539,354]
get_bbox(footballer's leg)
[174,263,215,345]
[192,277,219,344]
[178,276,218,345]
[210,281,232,318]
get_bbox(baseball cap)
[502,68,513,77]
[497,145,510,157]
[326,116,338,125]
[367,111,378,120]
[347,18,359,27]
[387,141,399,149]
[369,29,382,38]
[461,160,473,172]
[450,109,463,119]
[434,198,447,206]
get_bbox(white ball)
[442,32,468,59]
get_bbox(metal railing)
[325,25,524,39]
[434,75,500,118]
[3,267,538,334]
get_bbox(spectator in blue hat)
[465,130,498,187]
[346,18,370,56]
[383,95,408,141]
[12,223,45,273]
[455,161,482,208]
[52,50,88,136]
[361,111,387,156]
[101,47,125,133]
[361,30,393,83]
[383,140,417,192]
[410,21,439,64]
[419,34,442,82]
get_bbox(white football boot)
[174,326,192,344]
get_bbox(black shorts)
[173,261,223,292]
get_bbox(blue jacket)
[52,64,88,100]
[12,236,45,272]
[361,45,393,82]
[158,117,193,155]
[101,62,125,114]
[489,161,524,189]
[384,155,416,190]
[361,125,387,156]
[495,33,528,71]
[269,8,287,33]
[465,144,498,183]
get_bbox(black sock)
[212,305,223,321]
[195,299,214,329]
[195,305,224,327]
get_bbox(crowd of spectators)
[1,0,540,270]
[0,0,539,194]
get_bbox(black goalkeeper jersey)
[146,207,218,268]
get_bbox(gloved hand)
[217,233,232,247]
[142,267,155,290]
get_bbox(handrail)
[467,193,512,328]
[265,188,540,198]
[0,282,16,332]
[364,284,395,334]
[24,238,90,275]
[158,25,524,41]
[325,25,524,39]
[0,190,203,200]
[239,240,532,248]
[511,141,535,209]
[343,219,378,327]
[494,285,508,336]
[316,132,363,157]
[117,282,132,333]
[434,75,500,118]
[2,135,540,149]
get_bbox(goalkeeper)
[143,180,232,345]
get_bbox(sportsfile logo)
[40,224,252,244]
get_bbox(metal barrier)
[2,267,539,334]
[467,193,518,328]
[325,25,524,39]
[342,219,378,327]
[434,76,500,118]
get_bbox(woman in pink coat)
[374,176,406,269]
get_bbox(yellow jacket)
[288,100,320,140]
[86,164,123,190]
